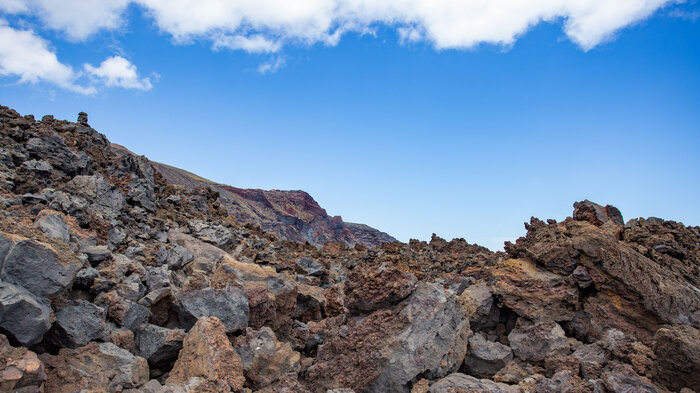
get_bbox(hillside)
[111,143,396,248]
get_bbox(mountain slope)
[111,143,396,247]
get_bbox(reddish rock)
[0,334,46,393]
[167,317,245,392]
[344,265,417,314]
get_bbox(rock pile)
[0,105,698,392]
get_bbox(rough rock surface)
[166,317,245,392]
[0,106,698,393]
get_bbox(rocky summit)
[0,105,698,393]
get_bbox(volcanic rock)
[48,300,106,348]
[41,342,149,393]
[651,324,700,392]
[233,327,301,390]
[166,317,245,392]
[0,282,51,346]
[428,373,518,393]
[507,320,569,363]
[462,333,513,378]
[175,286,249,333]
[135,324,186,369]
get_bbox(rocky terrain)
[111,144,395,248]
[0,105,698,393]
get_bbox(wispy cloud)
[257,56,286,74]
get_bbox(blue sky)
[1,1,699,250]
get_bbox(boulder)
[233,327,300,390]
[188,220,235,250]
[0,334,46,392]
[573,200,624,227]
[167,317,245,392]
[507,320,569,363]
[651,324,700,392]
[41,342,149,393]
[295,257,324,277]
[428,373,518,393]
[176,286,249,333]
[0,233,80,298]
[25,135,90,176]
[34,211,70,243]
[462,333,513,378]
[48,300,106,348]
[82,245,111,264]
[307,283,469,392]
[459,281,499,330]
[0,282,51,346]
[344,265,417,314]
[572,344,608,380]
[135,324,186,369]
[490,259,578,323]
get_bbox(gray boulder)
[508,320,569,363]
[176,286,249,333]
[462,333,513,378]
[135,324,186,368]
[35,212,70,243]
[0,235,79,298]
[25,135,90,176]
[0,281,51,345]
[49,300,106,348]
[83,245,111,264]
[296,257,324,277]
[428,373,518,393]
[234,327,301,389]
[188,220,235,249]
[167,245,194,270]
[461,281,499,330]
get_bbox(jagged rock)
[167,245,194,270]
[428,373,518,393]
[48,300,106,348]
[34,211,70,243]
[41,342,149,393]
[0,282,51,346]
[82,245,111,264]
[651,324,700,392]
[167,317,245,392]
[175,286,249,333]
[459,281,499,330]
[63,175,126,219]
[25,135,90,176]
[135,324,186,369]
[344,264,417,314]
[0,233,80,298]
[144,266,171,292]
[490,259,578,323]
[462,333,513,378]
[307,283,469,392]
[233,327,300,390]
[572,343,608,379]
[293,284,326,322]
[77,112,88,125]
[573,199,624,227]
[507,320,569,363]
[296,257,324,277]
[0,334,46,392]
[188,220,235,249]
[602,364,663,393]
[108,226,127,246]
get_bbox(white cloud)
[257,56,286,74]
[0,20,94,94]
[84,56,152,90]
[0,0,676,51]
[213,34,281,53]
[5,0,130,41]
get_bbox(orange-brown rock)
[0,334,46,393]
[167,316,245,392]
